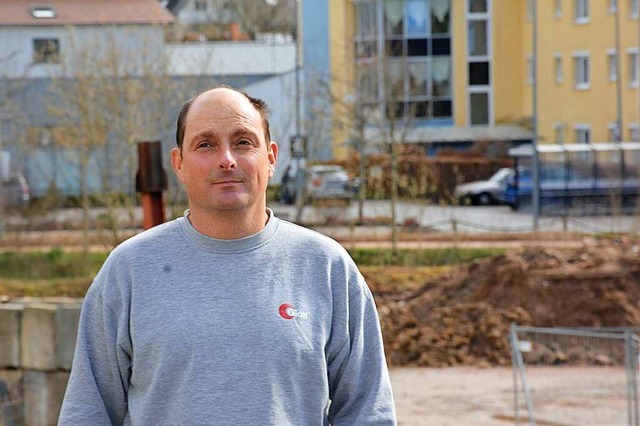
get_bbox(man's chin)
[208,195,253,212]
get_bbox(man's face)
[171,89,277,216]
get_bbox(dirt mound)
[376,237,640,367]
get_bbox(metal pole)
[625,332,640,426]
[295,0,303,136]
[294,0,303,173]
[615,1,624,143]
[136,141,166,230]
[630,333,640,426]
[532,0,540,229]
[625,332,634,426]
[510,324,521,426]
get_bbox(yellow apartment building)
[312,0,640,159]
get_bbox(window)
[554,54,563,83]
[469,61,490,85]
[608,50,618,82]
[30,6,55,18]
[431,0,451,33]
[574,0,589,23]
[629,49,639,87]
[632,0,639,18]
[526,0,534,20]
[432,57,452,96]
[406,0,428,35]
[194,0,207,11]
[526,55,534,85]
[467,20,487,56]
[554,123,565,144]
[629,123,640,141]
[608,122,620,141]
[573,52,590,90]
[408,60,428,96]
[385,0,404,36]
[610,0,618,12]
[555,0,563,18]
[574,124,591,143]
[468,0,487,13]
[470,92,489,125]
[33,38,59,64]
[355,0,453,122]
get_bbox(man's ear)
[268,141,278,178]
[171,147,186,183]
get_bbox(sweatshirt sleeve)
[58,278,132,426]
[326,273,397,425]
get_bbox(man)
[59,86,396,425]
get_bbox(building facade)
[0,0,297,197]
[304,0,640,160]
[523,0,640,145]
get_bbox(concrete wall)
[0,300,82,426]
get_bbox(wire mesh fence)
[510,325,640,426]
[0,384,21,426]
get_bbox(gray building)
[0,0,296,198]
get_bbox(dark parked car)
[0,173,30,209]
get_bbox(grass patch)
[361,265,451,293]
[0,249,107,280]
[0,247,504,298]
[0,277,93,298]
[348,247,505,266]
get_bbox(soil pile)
[375,237,640,367]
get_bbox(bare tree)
[46,27,176,249]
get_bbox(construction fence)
[510,324,640,426]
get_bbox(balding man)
[59,86,396,425]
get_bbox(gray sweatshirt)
[59,210,396,425]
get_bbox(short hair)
[175,86,272,151]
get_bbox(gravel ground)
[391,366,632,426]
[391,367,516,425]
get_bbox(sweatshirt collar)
[178,208,279,253]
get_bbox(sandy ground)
[391,366,632,426]
[391,367,516,426]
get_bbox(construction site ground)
[374,234,640,425]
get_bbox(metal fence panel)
[510,325,640,426]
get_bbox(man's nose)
[218,146,237,170]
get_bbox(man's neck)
[187,207,269,240]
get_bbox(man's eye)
[237,139,252,146]
[197,142,213,149]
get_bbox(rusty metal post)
[136,141,167,230]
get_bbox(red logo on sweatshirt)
[279,303,309,320]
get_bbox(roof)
[364,125,533,144]
[167,41,296,76]
[0,0,175,26]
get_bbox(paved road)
[271,200,640,235]
[3,200,639,239]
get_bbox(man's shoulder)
[274,218,347,254]
[110,218,182,257]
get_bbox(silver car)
[454,167,513,206]
[294,165,353,204]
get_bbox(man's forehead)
[190,89,259,121]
